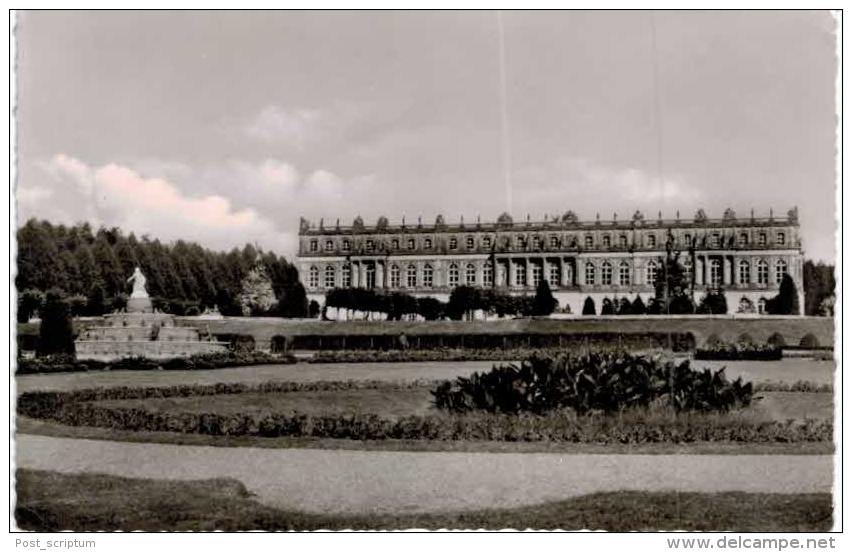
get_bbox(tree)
[417,297,444,320]
[803,261,834,316]
[38,289,75,356]
[86,283,107,316]
[766,273,800,315]
[631,295,647,315]
[652,240,694,315]
[447,286,477,320]
[278,281,309,318]
[582,296,596,315]
[698,290,728,314]
[17,289,45,323]
[617,297,632,315]
[238,262,277,316]
[532,280,557,316]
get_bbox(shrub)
[694,342,782,361]
[38,289,75,357]
[431,352,753,415]
[582,297,596,315]
[15,351,292,375]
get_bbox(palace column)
[352,261,360,287]
[560,258,568,287]
[723,256,732,286]
[526,258,534,288]
[508,259,517,288]
[376,260,385,288]
[703,255,711,286]
[476,260,484,288]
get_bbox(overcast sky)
[15,10,838,262]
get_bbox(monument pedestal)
[127,296,153,313]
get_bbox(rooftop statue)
[127,266,149,299]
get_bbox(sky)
[15,10,838,262]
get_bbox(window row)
[307,230,789,253]
[306,263,496,289]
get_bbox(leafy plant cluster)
[15,351,291,375]
[431,353,754,415]
[16,379,829,444]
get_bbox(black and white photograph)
[8,8,842,537]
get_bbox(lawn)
[14,469,832,531]
[14,358,835,393]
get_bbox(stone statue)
[127,267,149,298]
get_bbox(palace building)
[296,208,805,316]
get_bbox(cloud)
[44,154,296,253]
[244,105,323,145]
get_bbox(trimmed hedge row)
[15,351,295,375]
[16,380,832,444]
[695,344,782,361]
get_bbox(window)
[516,235,526,249]
[482,236,492,248]
[407,238,416,250]
[341,264,351,287]
[325,240,334,252]
[619,235,628,248]
[449,237,458,250]
[308,266,319,288]
[711,233,720,248]
[709,258,722,287]
[757,260,769,284]
[365,239,375,252]
[738,260,750,285]
[324,266,335,288]
[423,238,433,250]
[585,262,596,285]
[342,239,351,252]
[406,265,417,287]
[465,263,477,285]
[646,260,658,287]
[683,257,693,281]
[683,233,692,247]
[759,233,767,246]
[548,262,560,287]
[515,263,527,287]
[584,235,594,248]
[390,264,400,288]
[423,264,434,288]
[550,235,559,248]
[619,262,631,286]
[739,233,749,247]
[758,297,767,314]
[647,235,656,248]
[531,262,542,286]
[365,264,376,289]
[309,240,318,252]
[466,236,475,249]
[775,259,788,284]
[776,232,786,246]
[391,239,400,250]
[601,262,613,285]
[602,235,611,248]
[448,263,459,288]
[483,263,494,287]
[532,236,542,249]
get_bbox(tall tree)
[38,289,75,356]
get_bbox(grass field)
[14,469,832,531]
[14,358,835,393]
[94,386,833,422]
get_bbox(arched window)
[738,259,750,285]
[549,235,559,248]
[585,262,596,285]
[584,235,594,248]
[482,236,492,248]
[390,264,400,288]
[406,265,417,288]
[423,264,434,288]
[466,235,475,249]
[757,259,769,284]
[449,237,458,249]
[647,234,657,248]
[483,263,494,287]
[448,263,459,288]
[619,234,628,248]
[776,232,786,246]
[618,262,631,286]
[710,233,721,248]
[683,257,693,281]
[516,235,526,249]
[342,239,351,252]
[646,260,658,286]
[601,262,613,285]
[532,235,543,249]
[759,233,767,246]
[531,262,542,286]
[739,233,749,246]
[775,259,788,284]
[324,265,335,288]
[308,266,319,288]
[391,238,400,250]
[309,240,318,252]
[423,238,433,250]
[325,240,334,252]
[465,263,477,285]
[709,258,722,287]
[407,238,416,250]
[341,264,352,287]
[548,262,560,286]
[602,235,611,248]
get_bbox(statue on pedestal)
[126,267,153,313]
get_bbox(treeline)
[326,281,559,321]
[16,219,309,321]
[803,261,835,316]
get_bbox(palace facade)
[296,208,805,316]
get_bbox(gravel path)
[15,358,833,393]
[15,435,833,515]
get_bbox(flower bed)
[15,351,295,375]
